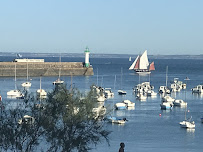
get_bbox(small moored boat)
[118,90,127,95]
[18,115,35,125]
[173,99,187,107]
[115,102,127,110]
[160,102,173,110]
[180,117,195,129]
[107,116,127,124]
[123,100,135,107]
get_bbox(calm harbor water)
[0,55,203,152]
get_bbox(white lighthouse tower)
[84,46,90,67]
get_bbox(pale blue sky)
[0,0,202,55]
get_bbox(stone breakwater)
[0,62,93,77]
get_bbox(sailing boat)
[53,55,64,85]
[129,50,155,74]
[7,63,24,98]
[129,56,131,61]
[179,78,195,129]
[118,68,127,95]
[36,77,47,98]
[21,62,31,87]
[159,66,170,94]
[179,110,195,128]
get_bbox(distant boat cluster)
[91,73,203,128]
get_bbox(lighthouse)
[84,46,90,67]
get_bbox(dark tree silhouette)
[0,85,110,152]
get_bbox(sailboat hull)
[22,82,31,87]
[136,70,151,74]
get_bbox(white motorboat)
[104,88,114,97]
[191,85,203,93]
[129,50,155,74]
[180,117,195,129]
[107,116,127,124]
[160,102,173,110]
[162,96,175,103]
[123,100,135,107]
[21,62,31,87]
[115,102,127,110]
[173,99,187,107]
[147,90,157,96]
[118,90,127,95]
[18,115,35,125]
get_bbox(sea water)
[0,55,203,152]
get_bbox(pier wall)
[0,62,93,77]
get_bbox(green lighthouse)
[84,46,90,67]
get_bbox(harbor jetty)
[0,47,94,77]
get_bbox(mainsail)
[139,50,149,69]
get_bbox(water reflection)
[192,93,203,99]
[7,95,18,99]
[186,128,195,133]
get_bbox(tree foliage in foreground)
[0,85,110,152]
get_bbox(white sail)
[129,57,131,61]
[139,50,149,69]
[129,56,139,70]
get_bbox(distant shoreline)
[0,52,202,59]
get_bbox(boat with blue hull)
[115,102,127,110]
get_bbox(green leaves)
[0,85,110,152]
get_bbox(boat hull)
[21,82,32,87]
[180,121,195,129]
[118,90,127,95]
[107,116,126,124]
[160,103,173,110]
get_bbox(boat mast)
[40,77,41,90]
[101,75,103,87]
[97,68,98,86]
[166,66,168,87]
[114,75,116,90]
[26,62,28,81]
[40,76,42,99]
[184,77,190,120]
[120,67,123,89]
[59,55,61,79]
[15,63,17,90]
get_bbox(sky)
[0,0,203,55]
